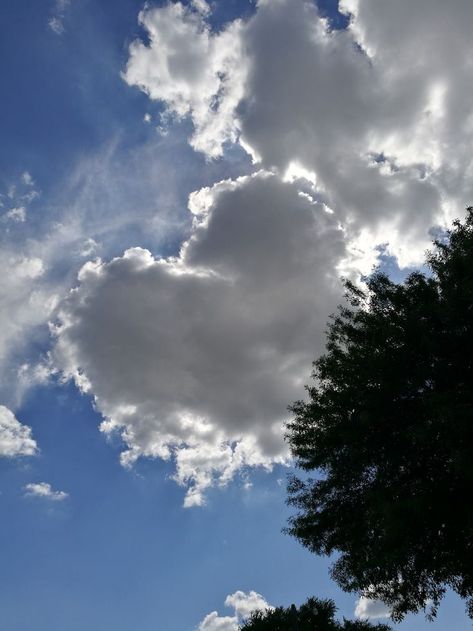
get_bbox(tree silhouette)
[286,209,473,620]
[239,596,391,630]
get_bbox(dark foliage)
[286,209,473,621]
[239,596,391,630]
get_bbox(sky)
[1,0,473,629]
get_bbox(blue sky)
[1,1,473,629]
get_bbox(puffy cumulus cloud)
[224,591,272,619]
[198,612,238,631]
[123,1,247,158]
[52,172,346,505]
[0,112,220,405]
[198,590,272,630]
[125,0,473,269]
[0,405,37,457]
[238,0,446,268]
[354,596,391,620]
[24,482,68,501]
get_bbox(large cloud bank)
[125,0,473,266]
[53,173,346,505]
[53,0,473,502]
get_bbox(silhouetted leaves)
[286,209,473,621]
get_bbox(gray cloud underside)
[53,173,346,505]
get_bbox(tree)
[239,596,391,630]
[286,209,473,621]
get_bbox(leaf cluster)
[286,209,473,620]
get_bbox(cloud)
[198,612,238,631]
[24,482,68,501]
[198,590,272,630]
[21,171,34,186]
[0,122,219,406]
[124,0,473,269]
[0,251,57,382]
[48,0,71,35]
[52,171,346,505]
[0,171,40,224]
[3,207,26,223]
[123,2,247,157]
[224,591,272,619]
[0,405,37,458]
[355,596,391,620]
[0,174,63,407]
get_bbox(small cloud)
[48,0,71,35]
[4,207,26,223]
[355,596,391,620]
[48,16,64,34]
[80,238,99,257]
[225,591,272,619]
[21,190,40,204]
[21,172,34,186]
[24,482,68,501]
[0,172,40,223]
[197,590,272,630]
[15,257,44,279]
[192,0,211,16]
[0,406,38,458]
[17,362,53,390]
[143,113,152,123]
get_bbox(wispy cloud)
[0,171,40,224]
[48,0,71,35]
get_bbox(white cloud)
[0,405,37,458]
[198,590,272,630]
[0,252,57,371]
[124,0,473,269]
[355,596,391,620]
[48,0,71,35]
[52,171,346,505]
[80,238,99,258]
[198,612,238,631]
[24,482,68,501]
[0,171,40,224]
[3,207,26,223]
[224,591,272,619]
[123,2,247,157]
[21,172,34,186]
